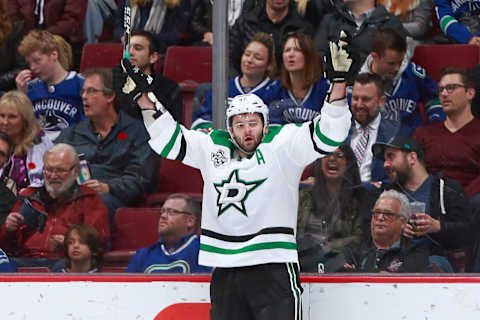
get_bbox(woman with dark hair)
[62,224,105,273]
[269,32,330,125]
[297,144,375,272]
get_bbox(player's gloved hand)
[324,30,359,83]
[121,58,154,101]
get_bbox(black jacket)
[229,2,313,77]
[0,21,27,92]
[313,3,407,70]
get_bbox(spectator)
[113,30,182,121]
[343,189,433,273]
[15,30,85,140]
[269,32,329,124]
[434,0,480,45]
[314,0,407,71]
[373,135,473,271]
[358,28,444,136]
[0,131,16,226]
[84,0,118,44]
[127,193,211,273]
[114,0,193,52]
[0,143,109,270]
[378,0,434,40]
[0,90,53,193]
[61,224,105,273]
[55,68,158,225]
[192,32,279,131]
[347,73,400,184]
[297,144,375,273]
[7,0,87,43]
[413,67,480,198]
[229,0,313,77]
[294,0,336,30]
[190,0,261,46]
[0,0,26,94]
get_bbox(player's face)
[383,147,411,185]
[0,106,25,142]
[26,50,57,82]
[229,113,264,154]
[241,41,269,79]
[44,151,78,199]
[371,197,406,243]
[321,148,347,180]
[66,230,93,264]
[158,198,193,238]
[438,73,474,115]
[283,37,305,73]
[351,81,385,126]
[129,35,157,74]
[372,49,404,79]
[81,75,114,119]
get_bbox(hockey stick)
[123,0,132,60]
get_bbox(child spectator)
[62,224,105,273]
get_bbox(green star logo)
[214,170,266,217]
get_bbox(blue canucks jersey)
[268,78,330,125]
[192,76,280,130]
[0,249,16,272]
[27,71,85,138]
[126,233,212,273]
[358,55,445,135]
[435,0,480,43]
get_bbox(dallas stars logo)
[214,170,266,217]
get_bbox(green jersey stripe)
[161,123,181,157]
[200,241,297,254]
[440,16,455,33]
[315,121,342,147]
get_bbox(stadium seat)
[17,267,50,273]
[163,46,212,128]
[79,43,123,72]
[145,158,203,207]
[103,208,161,267]
[411,44,480,82]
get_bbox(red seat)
[163,46,212,128]
[104,208,161,267]
[79,43,123,72]
[411,44,480,82]
[145,158,203,207]
[17,267,50,273]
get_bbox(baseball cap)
[372,136,424,160]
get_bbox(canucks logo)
[214,170,266,217]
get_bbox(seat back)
[80,43,123,72]
[17,267,50,273]
[112,208,161,251]
[411,44,480,82]
[163,46,212,83]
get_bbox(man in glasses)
[413,67,480,199]
[126,193,211,274]
[343,189,432,272]
[0,143,109,270]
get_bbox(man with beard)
[127,193,211,273]
[0,143,109,270]
[342,189,432,273]
[347,73,400,184]
[357,28,444,136]
[371,135,473,271]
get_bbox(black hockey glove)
[120,58,154,101]
[323,30,359,84]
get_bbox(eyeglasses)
[372,210,404,222]
[326,151,346,159]
[43,165,75,175]
[159,207,193,216]
[80,87,104,96]
[436,84,465,95]
[232,121,260,129]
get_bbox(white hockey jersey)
[147,101,351,267]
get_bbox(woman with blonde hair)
[114,0,194,52]
[0,0,26,94]
[0,90,53,193]
[269,32,330,124]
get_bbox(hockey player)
[120,31,355,320]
